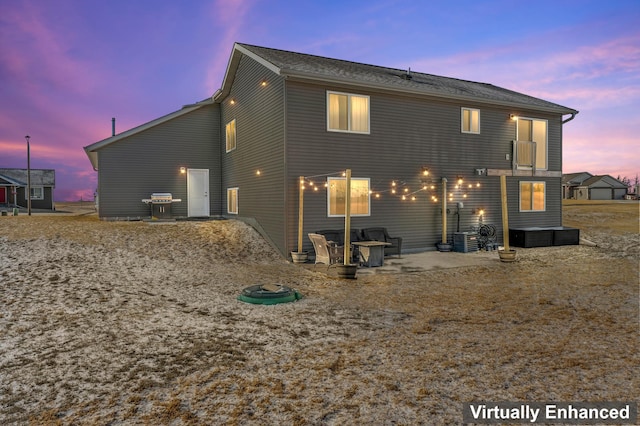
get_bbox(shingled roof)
[0,168,55,187]
[223,43,577,115]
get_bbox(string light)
[295,169,484,217]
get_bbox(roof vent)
[402,67,412,80]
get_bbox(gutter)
[562,111,579,124]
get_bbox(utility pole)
[25,135,31,216]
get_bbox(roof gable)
[562,172,593,185]
[83,99,214,170]
[219,43,578,115]
[580,175,628,188]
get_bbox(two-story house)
[84,43,578,257]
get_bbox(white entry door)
[187,168,210,217]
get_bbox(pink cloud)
[0,3,98,98]
[409,31,640,106]
[204,0,255,93]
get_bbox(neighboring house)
[562,172,593,199]
[574,175,628,200]
[84,43,578,257]
[0,168,56,210]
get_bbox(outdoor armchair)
[308,233,344,266]
[361,227,402,257]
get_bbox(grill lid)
[142,192,182,204]
[151,192,173,200]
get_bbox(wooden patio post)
[297,176,304,253]
[343,169,352,265]
[441,177,448,244]
[500,174,510,251]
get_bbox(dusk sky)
[1,0,638,201]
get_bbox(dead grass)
[563,199,639,234]
[0,201,638,424]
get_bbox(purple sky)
[1,0,638,201]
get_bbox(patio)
[301,249,499,276]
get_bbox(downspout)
[283,76,289,256]
[562,111,578,124]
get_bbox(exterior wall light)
[230,98,236,105]
[180,167,186,174]
[510,114,518,120]
[260,79,267,87]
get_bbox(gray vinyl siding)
[284,81,565,254]
[509,111,563,227]
[220,55,287,252]
[97,104,220,218]
[14,187,54,210]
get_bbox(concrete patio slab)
[302,249,501,276]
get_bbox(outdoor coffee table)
[352,241,391,267]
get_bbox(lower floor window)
[520,181,545,211]
[327,177,370,217]
[26,186,44,200]
[227,187,238,214]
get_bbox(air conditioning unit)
[453,232,478,253]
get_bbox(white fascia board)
[216,43,283,102]
[83,104,203,170]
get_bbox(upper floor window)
[461,108,480,134]
[227,187,238,214]
[520,181,545,212]
[516,117,547,170]
[226,119,236,152]
[327,91,370,134]
[327,177,370,217]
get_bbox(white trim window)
[26,186,44,200]
[520,181,546,212]
[227,187,238,214]
[225,119,236,152]
[461,107,480,134]
[516,117,547,170]
[327,91,370,134]
[327,177,370,217]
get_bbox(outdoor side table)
[353,241,391,267]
